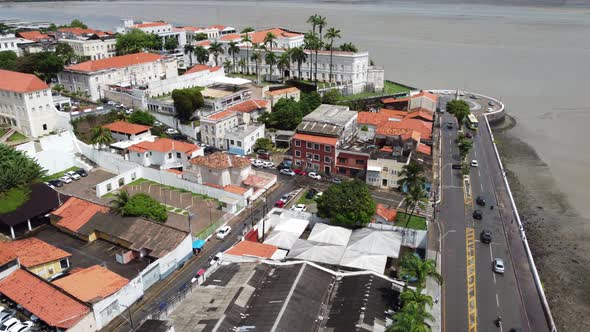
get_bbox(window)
[356,159,365,165]
[306,142,312,149]
[383,167,389,172]
[237,141,242,147]
[313,154,319,161]
[137,153,140,157]
[338,157,347,164]
[168,153,172,159]
[306,152,312,159]
[42,124,47,130]
[325,145,331,152]
[230,139,234,145]
[295,150,301,157]
[294,140,301,147]
[314,144,320,150]
[176,152,181,158]
[324,156,331,163]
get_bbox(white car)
[0,311,13,325]
[66,171,81,180]
[9,321,33,332]
[262,161,275,168]
[279,168,295,176]
[216,226,231,240]
[315,191,323,198]
[0,318,19,332]
[493,258,505,274]
[154,121,163,126]
[487,107,493,112]
[59,175,72,184]
[308,172,321,180]
[165,128,178,135]
[209,252,222,266]
[125,108,134,114]
[251,159,264,168]
[106,101,117,106]
[470,160,479,167]
[291,204,307,212]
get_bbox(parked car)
[294,169,307,176]
[256,149,269,155]
[279,168,295,176]
[274,200,285,208]
[446,122,453,129]
[66,171,81,180]
[276,162,288,170]
[469,94,479,99]
[476,196,486,206]
[0,311,14,325]
[480,230,492,244]
[125,108,134,115]
[472,210,483,220]
[209,252,222,266]
[9,321,33,332]
[306,189,318,199]
[308,172,321,180]
[487,107,494,112]
[331,177,342,184]
[106,101,117,106]
[0,318,19,332]
[470,160,479,167]
[257,152,271,160]
[165,128,178,135]
[493,258,505,274]
[262,161,275,168]
[452,164,462,170]
[154,121,163,126]
[251,159,264,168]
[48,179,63,187]
[216,226,231,240]
[75,168,88,177]
[279,194,293,203]
[291,204,307,212]
[59,175,72,184]
[488,100,496,107]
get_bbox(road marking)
[489,244,494,261]
[478,170,481,177]
[466,228,478,332]
[474,150,477,157]
[496,294,500,307]
[372,195,398,202]
[493,272,496,284]
[480,183,483,191]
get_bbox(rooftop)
[265,86,300,96]
[0,69,49,93]
[128,137,200,154]
[297,104,356,136]
[183,64,221,75]
[376,204,398,222]
[65,52,164,72]
[0,238,71,268]
[416,143,432,155]
[103,120,152,135]
[132,21,170,29]
[52,196,109,233]
[226,99,269,113]
[225,241,278,258]
[0,183,65,228]
[381,90,438,104]
[16,30,50,41]
[190,152,251,170]
[292,133,338,146]
[225,123,264,140]
[52,265,129,303]
[205,109,237,121]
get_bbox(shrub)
[122,193,168,222]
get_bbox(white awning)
[286,239,346,265]
[340,249,388,274]
[210,76,251,86]
[263,231,300,250]
[308,223,352,246]
[347,228,402,258]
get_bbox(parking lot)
[53,168,116,204]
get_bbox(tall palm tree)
[303,32,318,81]
[183,44,195,67]
[400,288,434,309]
[264,52,277,82]
[290,46,307,79]
[227,41,240,74]
[307,14,318,80]
[109,190,130,215]
[90,126,113,150]
[403,185,429,230]
[325,27,341,82]
[195,45,209,64]
[314,15,327,82]
[241,33,253,75]
[223,59,232,73]
[238,58,246,73]
[398,161,426,192]
[389,302,434,332]
[277,52,290,81]
[399,253,443,288]
[250,45,262,82]
[208,41,224,66]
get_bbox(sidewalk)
[426,250,442,332]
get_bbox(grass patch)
[8,131,27,142]
[396,212,427,230]
[174,208,183,213]
[0,187,31,214]
[0,127,7,137]
[383,81,413,95]
[182,211,189,216]
[126,178,153,187]
[102,192,117,199]
[42,166,78,182]
[166,206,174,211]
[297,191,317,205]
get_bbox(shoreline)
[491,115,590,331]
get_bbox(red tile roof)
[65,52,164,72]
[58,27,100,35]
[166,169,183,175]
[406,109,434,122]
[210,66,222,72]
[357,109,406,125]
[17,30,50,41]
[416,143,432,156]
[209,24,227,30]
[381,91,438,105]
[128,138,200,154]
[226,241,278,258]
[376,124,421,141]
[224,184,248,195]
[293,133,338,146]
[0,238,71,268]
[196,40,211,47]
[191,152,251,169]
[226,99,269,113]
[0,269,90,328]
[53,265,128,303]
[219,33,241,41]
[206,109,237,121]
[52,197,109,232]
[376,204,397,222]
[0,69,49,93]
[103,121,152,135]
[265,87,300,96]
[184,64,210,74]
[0,251,17,266]
[132,22,169,29]
[248,28,302,44]
[360,109,433,140]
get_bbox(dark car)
[488,100,496,107]
[480,230,492,244]
[472,210,483,220]
[48,179,63,187]
[306,189,318,199]
[257,151,271,160]
[452,164,462,170]
[476,196,486,206]
[256,149,269,154]
[470,94,479,99]
[75,168,88,177]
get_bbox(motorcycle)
[495,316,502,327]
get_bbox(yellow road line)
[466,227,478,332]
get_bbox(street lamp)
[119,303,134,330]
[437,229,455,266]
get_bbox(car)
[331,177,342,184]
[209,252,222,266]
[154,121,163,126]
[476,196,486,206]
[451,164,462,170]
[59,175,72,184]
[66,171,81,180]
[216,226,231,240]
[315,191,323,198]
[488,100,496,106]
[279,168,295,176]
[472,210,483,220]
[262,161,275,168]
[480,230,492,244]
[125,108,134,114]
[446,122,453,129]
[75,168,88,177]
[276,162,288,170]
[465,132,473,138]
[291,204,307,212]
[251,159,264,168]
[0,311,14,325]
[470,160,479,167]
[279,194,291,203]
[48,179,63,187]
[493,258,505,274]
[306,189,318,199]
[469,94,479,99]
[106,100,117,106]
[487,107,493,112]
[256,149,269,155]
[257,152,271,160]
[294,169,307,176]
[274,200,285,208]
[0,318,19,332]
[308,172,321,180]
[165,128,178,135]
[9,321,33,332]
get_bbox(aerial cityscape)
[0,1,588,332]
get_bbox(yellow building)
[0,237,71,280]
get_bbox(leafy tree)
[109,190,130,215]
[461,162,470,176]
[361,125,368,132]
[290,46,307,79]
[46,23,58,32]
[339,42,358,52]
[183,44,195,67]
[241,27,255,33]
[14,52,64,82]
[122,193,168,222]
[259,92,320,130]
[398,161,426,192]
[172,87,204,121]
[90,126,114,150]
[456,138,473,160]
[324,27,341,82]
[115,29,161,55]
[238,58,246,73]
[316,180,376,227]
[402,185,428,230]
[0,144,47,192]
[223,59,232,73]
[194,32,208,41]
[164,37,178,51]
[0,51,17,71]
[254,138,273,151]
[69,19,88,29]
[388,302,434,332]
[241,33,253,75]
[208,41,224,66]
[129,110,156,126]
[322,89,341,104]
[446,99,470,128]
[400,288,434,309]
[0,23,12,35]
[55,43,76,65]
[399,253,443,288]
[195,46,209,64]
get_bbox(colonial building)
[265,87,300,107]
[102,121,152,142]
[224,123,265,156]
[184,152,252,188]
[118,19,186,48]
[59,35,117,61]
[226,98,269,123]
[128,137,203,170]
[200,109,241,148]
[0,238,71,281]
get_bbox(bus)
[467,113,479,130]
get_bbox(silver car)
[493,258,505,274]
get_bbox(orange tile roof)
[53,265,128,303]
[184,64,211,74]
[407,109,434,122]
[128,138,200,154]
[196,40,211,47]
[58,27,100,35]
[167,169,183,175]
[0,69,49,93]
[0,251,17,266]
[17,30,50,41]
[133,22,169,29]
[375,124,418,141]
[219,33,241,41]
[363,109,433,140]
[0,238,71,268]
[206,109,237,121]
[226,99,269,113]
[191,152,251,169]
[226,241,278,258]
[293,133,338,146]
[242,174,271,188]
[103,120,152,135]
[248,28,302,44]
[210,66,222,72]
[376,204,397,222]
[357,109,406,125]
[65,52,164,72]
[52,197,109,232]
[265,86,300,96]
[209,24,227,30]
[224,184,248,195]
[0,269,90,328]
[416,143,432,156]
[382,91,437,105]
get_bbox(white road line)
[478,170,481,177]
[493,272,497,284]
[373,195,398,202]
[496,294,500,307]
[489,245,494,261]
[474,150,477,157]
[480,183,484,191]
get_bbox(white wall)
[151,112,199,141]
[16,131,83,174]
[146,67,224,98]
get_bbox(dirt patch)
[492,116,590,331]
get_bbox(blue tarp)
[192,239,206,249]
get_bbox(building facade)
[224,123,265,156]
[128,138,203,169]
[200,110,240,148]
[59,37,117,61]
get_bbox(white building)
[366,156,410,189]
[219,28,304,49]
[0,69,65,137]
[119,19,187,48]
[184,152,252,188]
[224,123,265,156]
[200,109,240,148]
[57,52,178,101]
[265,86,300,107]
[0,33,32,54]
[59,37,117,61]
[179,26,219,42]
[102,121,152,142]
[128,137,203,170]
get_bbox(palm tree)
[241,33,253,75]
[290,46,307,79]
[388,302,434,332]
[399,253,443,288]
[314,15,327,82]
[208,41,224,66]
[264,52,277,82]
[238,58,246,73]
[195,45,209,64]
[109,190,130,215]
[403,185,429,230]
[227,41,240,74]
[303,32,318,81]
[223,59,232,73]
[325,27,341,82]
[250,47,262,82]
[277,51,291,81]
[90,126,113,150]
[183,44,195,67]
[307,14,319,81]
[398,161,426,192]
[241,27,255,33]
[400,288,434,309]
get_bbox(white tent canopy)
[210,76,251,86]
[273,218,309,235]
[263,231,301,250]
[340,249,388,274]
[307,223,352,246]
[347,228,402,258]
[286,239,346,265]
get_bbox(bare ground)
[492,115,590,331]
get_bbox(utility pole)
[188,212,194,240]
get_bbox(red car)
[294,169,307,176]
[274,200,285,208]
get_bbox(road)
[439,94,548,332]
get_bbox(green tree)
[402,185,429,230]
[399,253,443,288]
[400,288,434,309]
[109,190,130,215]
[314,15,327,81]
[325,27,341,82]
[0,23,12,35]
[194,32,208,41]
[388,302,434,332]
[55,43,76,65]
[227,41,240,73]
[277,51,291,81]
[208,41,224,66]
[0,50,17,71]
[250,48,262,82]
[322,89,341,104]
[398,161,426,192]
[290,46,307,79]
[223,59,232,73]
[183,44,195,67]
[238,58,246,73]
[128,110,156,126]
[264,51,277,82]
[15,52,64,82]
[339,42,358,52]
[241,33,253,75]
[195,46,209,64]
[263,32,278,80]
[122,193,168,222]
[69,19,88,29]
[316,180,376,227]
[241,27,255,34]
[0,144,47,192]
[90,126,114,150]
[303,32,319,81]
[115,29,161,55]
[172,87,205,122]
[254,138,273,151]
[446,99,470,128]
[456,138,473,160]
[164,37,178,51]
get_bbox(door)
[382,179,388,187]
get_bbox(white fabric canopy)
[263,231,301,250]
[347,228,402,258]
[340,249,388,274]
[210,76,251,86]
[307,223,352,246]
[286,239,346,265]
[273,218,309,236]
